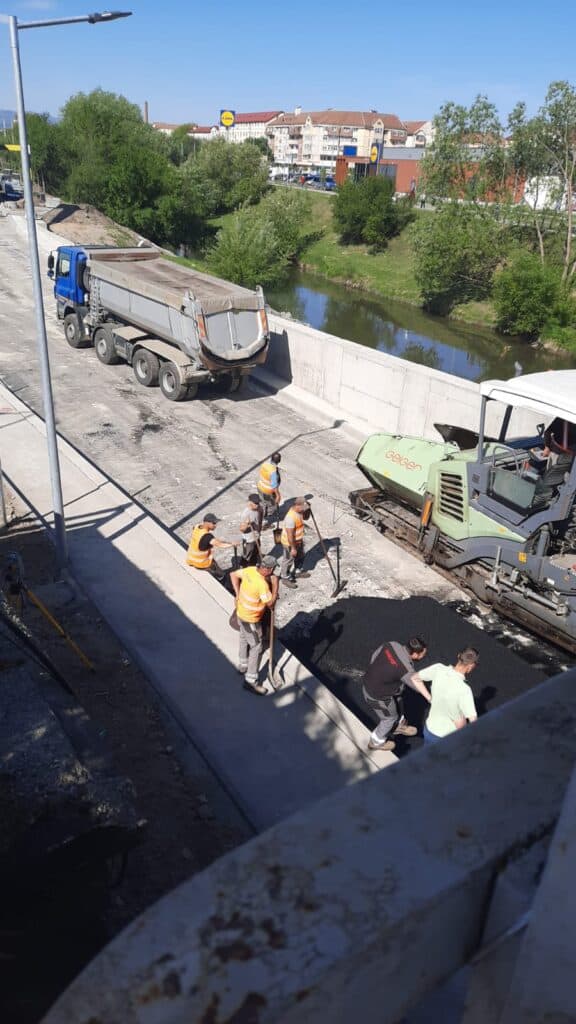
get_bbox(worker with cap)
[230,555,279,695]
[186,513,235,580]
[257,451,282,519]
[279,496,311,589]
[239,493,263,566]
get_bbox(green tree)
[257,188,318,262]
[422,95,508,203]
[507,82,576,283]
[413,203,503,314]
[333,176,413,250]
[493,253,562,337]
[245,136,274,161]
[186,137,269,215]
[207,209,288,287]
[166,124,200,165]
[57,89,206,249]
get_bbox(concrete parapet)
[260,314,540,441]
[43,668,576,1024]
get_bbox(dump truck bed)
[87,248,261,314]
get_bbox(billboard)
[220,109,236,128]
[342,145,357,157]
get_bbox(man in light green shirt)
[413,648,478,742]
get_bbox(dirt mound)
[41,202,145,248]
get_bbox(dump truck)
[350,370,576,653]
[48,246,270,401]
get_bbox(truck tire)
[82,266,91,293]
[133,349,160,387]
[94,326,121,366]
[159,362,189,402]
[64,313,85,349]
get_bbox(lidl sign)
[370,143,381,164]
[220,109,236,128]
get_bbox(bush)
[207,210,289,288]
[333,176,414,250]
[413,203,503,314]
[493,253,562,338]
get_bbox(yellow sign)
[0,143,21,152]
[220,109,235,128]
[370,143,379,164]
[518,552,527,563]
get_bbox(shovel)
[309,506,347,598]
[267,603,282,689]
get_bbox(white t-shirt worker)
[416,648,479,742]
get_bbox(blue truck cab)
[47,246,90,346]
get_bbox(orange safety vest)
[236,567,272,623]
[186,524,213,570]
[257,461,277,496]
[280,507,305,548]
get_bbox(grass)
[173,189,502,330]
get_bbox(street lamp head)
[87,10,133,23]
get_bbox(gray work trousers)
[362,687,401,746]
[280,543,304,580]
[238,620,264,684]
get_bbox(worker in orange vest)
[280,497,311,589]
[230,555,278,695]
[186,513,235,580]
[257,451,282,519]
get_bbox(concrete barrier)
[261,313,540,440]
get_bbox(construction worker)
[186,513,235,580]
[280,496,311,589]
[239,493,263,565]
[257,451,282,519]
[230,555,279,695]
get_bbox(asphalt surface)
[0,212,572,719]
[284,595,546,755]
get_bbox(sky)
[1,0,575,126]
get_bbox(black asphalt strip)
[282,596,547,755]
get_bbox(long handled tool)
[25,586,95,672]
[267,603,282,689]
[308,507,347,598]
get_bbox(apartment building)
[220,111,283,143]
[403,119,434,147]
[266,109,411,171]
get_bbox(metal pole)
[8,15,67,570]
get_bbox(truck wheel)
[133,349,160,387]
[94,326,120,365]
[159,362,188,402]
[64,314,85,349]
[82,267,91,293]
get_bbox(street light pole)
[1,10,132,573]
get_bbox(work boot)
[281,578,298,589]
[368,739,396,752]
[393,720,418,737]
[243,680,268,696]
[296,571,311,579]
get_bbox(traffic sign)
[220,109,235,128]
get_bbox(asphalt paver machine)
[350,370,576,653]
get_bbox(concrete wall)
[262,313,540,440]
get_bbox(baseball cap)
[248,493,262,504]
[203,513,219,524]
[261,555,277,569]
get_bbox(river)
[266,270,574,382]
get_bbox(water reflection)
[267,271,575,383]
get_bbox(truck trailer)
[48,246,270,401]
[350,370,576,654]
